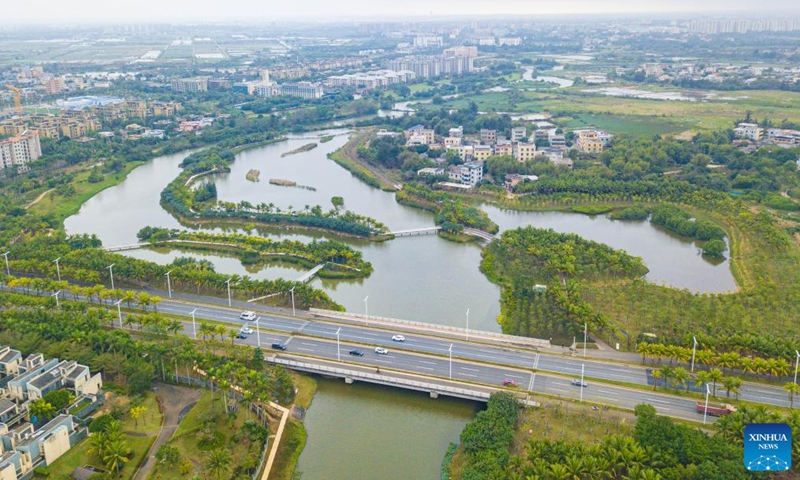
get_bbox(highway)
[151,298,792,410]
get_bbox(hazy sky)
[7,0,800,24]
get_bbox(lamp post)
[115,299,123,326]
[190,308,197,340]
[580,364,585,402]
[289,287,296,317]
[583,323,587,358]
[165,270,172,299]
[53,257,61,282]
[449,343,453,380]
[691,336,698,373]
[225,278,233,307]
[465,308,470,342]
[794,350,800,385]
[364,296,369,326]
[107,264,115,291]
[2,252,10,276]
[528,353,540,400]
[703,384,711,425]
[336,327,341,362]
[52,290,60,307]
[254,317,261,348]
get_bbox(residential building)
[385,53,474,79]
[549,132,566,147]
[171,77,209,93]
[494,141,513,157]
[404,125,435,145]
[576,130,604,154]
[542,147,574,167]
[0,113,100,140]
[43,78,65,95]
[451,145,474,161]
[461,161,484,186]
[513,142,537,162]
[16,415,81,472]
[473,145,492,161]
[443,46,478,58]
[443,137,461,148]
[0,348,21,377]
[510,126,527,142]
[0,131,41,171]
[498,37,523,47]
[327,70,415,90]
[417,167,445,176]
[480,129,497,145]
[448,126,463,138]
[0,451,22,480]
[733,122,773,142]
[414,35,443,48]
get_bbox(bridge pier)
[345,377,354,384]
[430,391,439,399]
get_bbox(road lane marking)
[295,347,315,352]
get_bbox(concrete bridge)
[297,263,326,283]
[267,356,538,406]
[389,227,442,237]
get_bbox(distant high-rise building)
[171,77,209,93]
[0,130,41,171]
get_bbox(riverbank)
[281,142,318,157]
[271,374,316,480]
[327,129,399,192]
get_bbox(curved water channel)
[64,130,736,477]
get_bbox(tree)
[43,389,75,411]
[784,382,800,408]
[29,399,56,422]
[205,448,233,479]
[708,368,723,396]
[130,405,148,429]
[156,442,181,466]
[103,438,131,474]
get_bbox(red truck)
[696,401,736,416]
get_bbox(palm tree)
[693,371,712,392]
[672,367,689,391]
[204,448,232,479]
[650,369,662,391]
[708,368,723,396]
[29,399,56,422]
[784,382,800,408]
[103,439,131,474]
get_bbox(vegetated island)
[281,143,318,157]
[269,178,317,191]
[246,169,260,182]
[319,135,334,143]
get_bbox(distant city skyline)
[5,0,800,25]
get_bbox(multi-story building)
[511,127,527,142]
[385,51,474,79]
[43,78,65,95]
[0,113,99,140]
[443,46,478,58]
[327,70,415,90]
[443,137,461,148]
[0,131,41,171]
[575,130,605,154]
[513,142,537,162]
[171,77,209,93]
[449,161,484,186]
[404,125,435,145]
[280,82,324,99]
[448,126,463,138]
[498,37,522,47]
[734,123,764,142]
[494,141,513,157]
[480,129,497,145]
[473,145,492,161]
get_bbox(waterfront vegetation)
[281,142,317,157]
[396,183,499,234]
[161,145,389,238]
[136,227,373,279]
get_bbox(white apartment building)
[0,131,41,171]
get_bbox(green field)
[563,113,691,136]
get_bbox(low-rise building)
[448,126,463,138]
[443,136,461,148]
[494,141,513,156]
[510,126,527,142]
[404,125,435,145]
[513,142,537,162]
[480,129,497,145]
[575,130,607,154]
[473,145,493,161]
[417,167,445,176]
[171,77,209,93]
[448,161,484,186]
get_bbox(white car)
[240,325,254,334]
[391,335,406,342]
[375,347,389,355]
[240,311,257,321]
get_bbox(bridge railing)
[269,357,492,400]
[309,308,550,349]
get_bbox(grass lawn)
[269,419,307,480]
[45,432,155,480]
[28,161,145,220]
[121,391,162,433]
[563,112,691,136]
[150,390,265,479]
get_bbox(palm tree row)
[637,341,792,379]
[650,366,742,399]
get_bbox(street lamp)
[190,308,197,339]
[364,295,369,326]
[449,343,453,380]
[794,350,800,385]
[107,264,115,291]
[225,278,233,307]
[53,257,61,282]
[336,327,341,362]
[51,290,60,307]
[115,299,123,326]
[465,308,470,342]
[289,287,296,317]
[580,364,585,402]
[254,317,261,348]
[691,336,698,373]
[583,323,587,358]
[1,252,9,276]
[703,384,711,425]
[165,270,172,299]
[528,353,540,400]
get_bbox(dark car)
[235,332,249,339]
[271,343,287,351]
[349,349,364,356]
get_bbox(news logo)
[744,423,791,471]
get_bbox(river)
[63,129,737,478]
[521,67,574,88]
[296,378,476,480]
